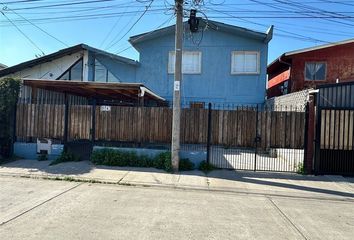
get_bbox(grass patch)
[91,148,195,172]
[50,150,80,166]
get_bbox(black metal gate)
[315,82,354,175]
[207,103,307,173]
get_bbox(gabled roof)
[129,20,273,45]
[0,63,7,69]
[268,38,354,73]
[284,38,354,57]
[0,44,138,77]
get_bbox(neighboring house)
[0,20,273,105]
[0,44,138,82]
[267,38,354,98]
[0,63,7,70]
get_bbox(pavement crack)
[117,171,130,184]
[0,182,83,227]
[267,197,308,240]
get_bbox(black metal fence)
[315,82,354,175]
[206,103,306,172]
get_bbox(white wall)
[5,50,86,80]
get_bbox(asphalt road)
[0,176,353,240]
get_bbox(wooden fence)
[16,103,305,149]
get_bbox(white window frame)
[304,62,327,81]
[231,51,260,75]
[168,51,202,74]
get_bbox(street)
[1,175,353,240]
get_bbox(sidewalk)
[1,160,354,200]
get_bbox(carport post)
[63,93,69,152]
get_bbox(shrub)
[198,160,217,173]
[153,152,172,172]
[0,78,21,158]
[91,149,194,172]
[50,150,80,166]
[179,158,195,171]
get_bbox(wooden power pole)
[171,0,183,172]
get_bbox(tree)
[0,78,21,158]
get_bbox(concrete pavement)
[0,160,354,200]
[0,176,354,239]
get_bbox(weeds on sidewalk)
[50,150,80,166]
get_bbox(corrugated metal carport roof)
[22,79,165,104]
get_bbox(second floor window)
[231,51,260,74]
[168,51,202,74]
[58,58,83,81]
[94,59,119,82]
[305,62,326,81]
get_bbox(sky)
[0,0,354,67]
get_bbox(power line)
[1,10,45,55]
[99,1,133,49]
[7,0,117,11]
[0,2,69,47]
[115,14,174,54]
[205,6,330,44]
[105,0,155,51]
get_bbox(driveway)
[0,175,354,240]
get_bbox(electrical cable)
[1,10,45,55]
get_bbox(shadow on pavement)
[1,160,354,199]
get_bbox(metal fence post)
[303,102,310,173]
[63,93,69,152]
[206,103,212,164]
[254,104,259,172]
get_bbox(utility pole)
[171,0,183,172]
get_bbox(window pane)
[168,51,201,74]
[94,59,107,82]
[315,63,326,80]
[244,53,257,72]
[107,71,119,82]
[70,59,83,81]
[305,62,326,80]
[59,71,70,80]
[232,52,259,74]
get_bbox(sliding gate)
[315,83,354,175]
[208,104,306,172]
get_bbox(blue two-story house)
[131,20,273,105]
[0,20,273,106]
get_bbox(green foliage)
[179,158,195,171]
[296,162,305,175]
[0,78,21,158]
[198,160,217,173]
[91,149,195,172]
[50,150,80,166]
[153,152,172,172]
[37,153,48,161]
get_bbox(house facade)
[131,20,273,105]
[267,39,354,98]
[0,20,273,106]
